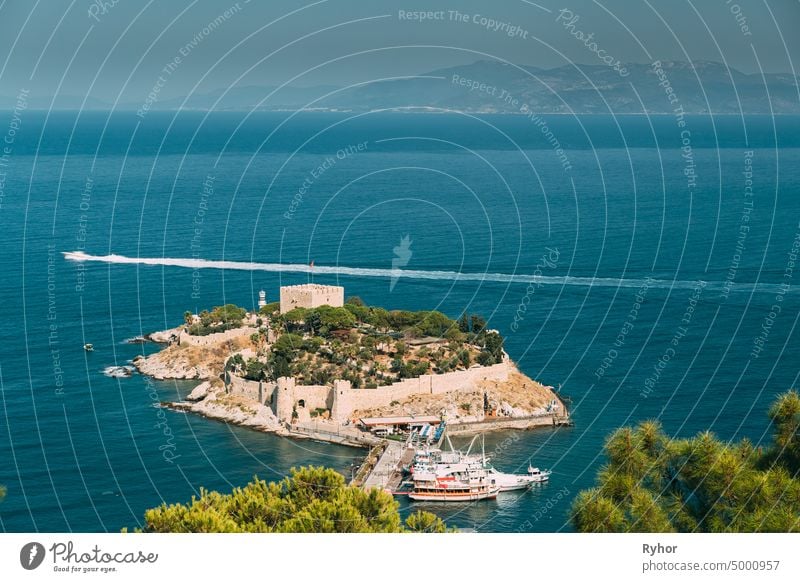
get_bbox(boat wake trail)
[62,251,794,294]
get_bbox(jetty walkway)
[288,421,381,448]
[360,440,408,490]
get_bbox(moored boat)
[487,465,551,491]
[526,466,551,482]
[405,433,552,494]
[409,468,499,501]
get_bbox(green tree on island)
[571,391,800,532]
[188,303,247,336]
[136,466,448,533]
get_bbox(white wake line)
[63,251,794,294]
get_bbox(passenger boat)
[406,434,552,493]
[409,467,500,501]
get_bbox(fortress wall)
[331,361,511,421]
[291,384,331,411]
[429,361,509,394]
[231,359,510,424]
[178,326,253,347]
[273,377,334,422]
[227,375,276,405]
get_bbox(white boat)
[525,466,551,483]
[487,466,551,491]
[84,343,94,352]
[409,466,499,502]
[408,434,551,493]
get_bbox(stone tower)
[330,379,353,423]
[274,377,296,423]
[279,284,344,314]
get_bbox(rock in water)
[103,365,135,378]
[186,381,212,402]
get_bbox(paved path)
[362,440,404,490]
[289,422,382,447]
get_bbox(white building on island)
[279,283,344,314]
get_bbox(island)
[134,284,570,447]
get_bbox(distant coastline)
[4,59,798,115]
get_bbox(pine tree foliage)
[571,391,800,532]
[138,466,448,533]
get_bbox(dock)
[352,410,572,493]
[287,421,382,448]
[292,404,572,493]
[351,440,417,491]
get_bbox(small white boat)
[486,466,551,491]
[488,468,534,491]
[526,466,551,483]
[84,343,94,352]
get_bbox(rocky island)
[134,284,569,446]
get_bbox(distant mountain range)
[5,60,799,114]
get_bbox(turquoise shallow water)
[0,111,798,532]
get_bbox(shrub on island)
[225,299,505,386]
[186,304,247,336]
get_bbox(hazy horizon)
[1,0,798,106]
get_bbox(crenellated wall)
[226,374,276,405]
[273,377,333,423]
[279,284,344,314]
[178,326,254,347]
[228,359,510,424]
[331,361,510,422]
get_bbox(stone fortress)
[226,283,512,426]
[279,283,344,314]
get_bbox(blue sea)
[0,111,798,532]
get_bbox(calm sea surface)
[0,111,798,532]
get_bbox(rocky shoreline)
[164,381,288,435]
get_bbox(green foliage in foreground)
[137,466,448,533]
[571,391,800,532]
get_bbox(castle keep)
[279,283,344,314]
